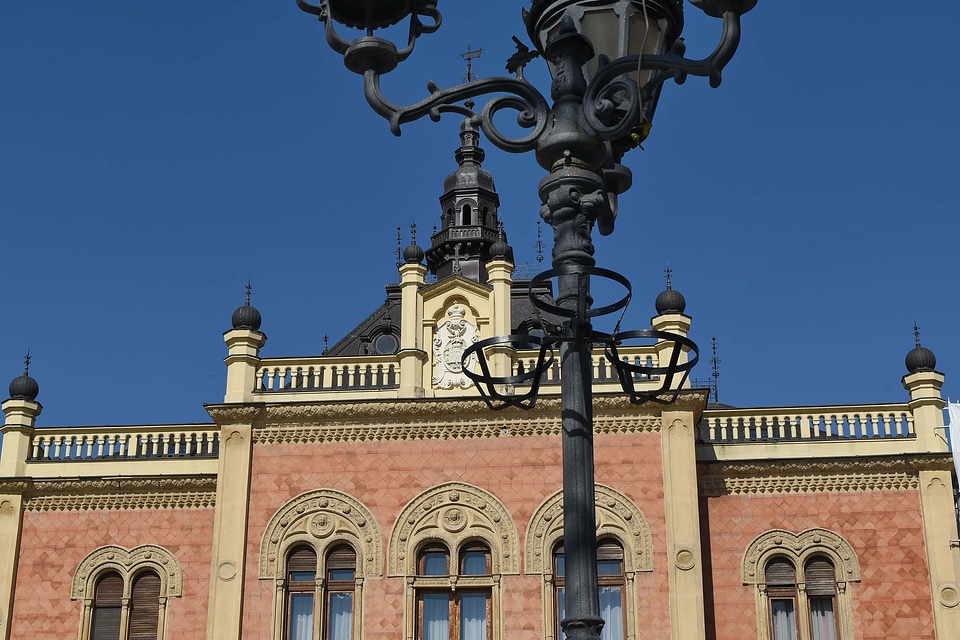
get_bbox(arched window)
[90,573,123,640]
[743,529,858,640]
[388,483,519,640]
[416,542,492,640]
[525,486,652,640]
[553,541,626,640]
[461,205,472,226]
[74,545,181,640]
[282,544,359,640]
[260,490,381,640]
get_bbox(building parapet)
[26,424,220,463]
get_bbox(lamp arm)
[361,71,550,154]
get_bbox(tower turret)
[425,119,503,283]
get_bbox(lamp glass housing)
[536,0,680,88]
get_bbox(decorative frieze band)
[697,456,954,496]
[699,472,918,497]
[0,476,217,512]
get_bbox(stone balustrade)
[255,356,400,393]
[27,424,220,462]
[697,404,915,444]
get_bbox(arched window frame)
[742,529,861,640]
[260,489,383,640]
[72,545,182,640]
[524,485,653,640]
[387,482,520,640]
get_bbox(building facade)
[1,127,958,640]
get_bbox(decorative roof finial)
[245,279,252,306]
[23,349,31,376]
[905,323,937,373]
[8,349,40,401]
[535,220,544,264]
[665,262,673,290]
[709,335,720,403]
[396,225,403,268]
[461,42,484,83]
[231,281,262,330]
[323,334,330,354]
[410,222,417,246]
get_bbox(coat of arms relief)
[432,301,479,389]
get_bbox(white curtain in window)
[770,600,797,640]
[289,594,314,640]
[809,598,837,640]
[328,593,353,640]
[422,593,450,640]
[598,587,623,640]
[460,593,488,640]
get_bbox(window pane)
[810,598,837,640]
[460,592,488,640]
[462,551,488,576]
[422,552,448,576]
[597,560,622,576]
[90,607,122,640]
[129,572,161,640]
[421,593,450,640]
[328,592,353,640]
[289,593,315,640]
[290,571,316,583]
[598,586,623,640]
[556,587,565,638]
[329,569,355,581]
[770,599,797,640]
[555,554,565,578]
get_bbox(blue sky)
[2,2,958,429]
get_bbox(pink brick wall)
[242,431,670,640]
[702,490,934,640]
[11,507,215,640]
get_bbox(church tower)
[425,118,504,283]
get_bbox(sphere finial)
[905,323,936,373]
[8,350,40,401]
[231,281,263,330]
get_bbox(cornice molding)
[250,395,668,444]
[205,403,266,424]
[0,476,216,511]
[697,455,952,496]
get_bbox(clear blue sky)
[2,2,958,429]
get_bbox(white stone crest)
[432,301,479,389]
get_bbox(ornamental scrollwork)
[742,528,861,585]
[72,544,182,600]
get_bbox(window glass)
[289,593,315,640]
[462,549,488,576]
[421,551,448,576]
[770,599,797,640]
[460,592,488,640]
[421,593,451,640]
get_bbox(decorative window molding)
[387,482,520,577]
[742,529,861,586]
[259,489,384,580]
[72,545,182,640]
[743,529,860,640]
[524,485,653,575]
[524,485,653,640]
[387,482,519,640]
[259,489,383,640]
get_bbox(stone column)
[486,257,514,379]
[902,369,947,452]
[652,313,693,390]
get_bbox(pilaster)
[205,405,262,640]
[902,370,947,452]
[399,263,427,397]
[917,469,960,638]
[223,329,267,403]
[661,405,706,640]
[0,493,23,640]
[486,258,514,378]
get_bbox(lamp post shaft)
[539,166,608,640]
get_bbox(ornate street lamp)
[296,1,757,639]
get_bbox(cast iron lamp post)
[296,2,756,639]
